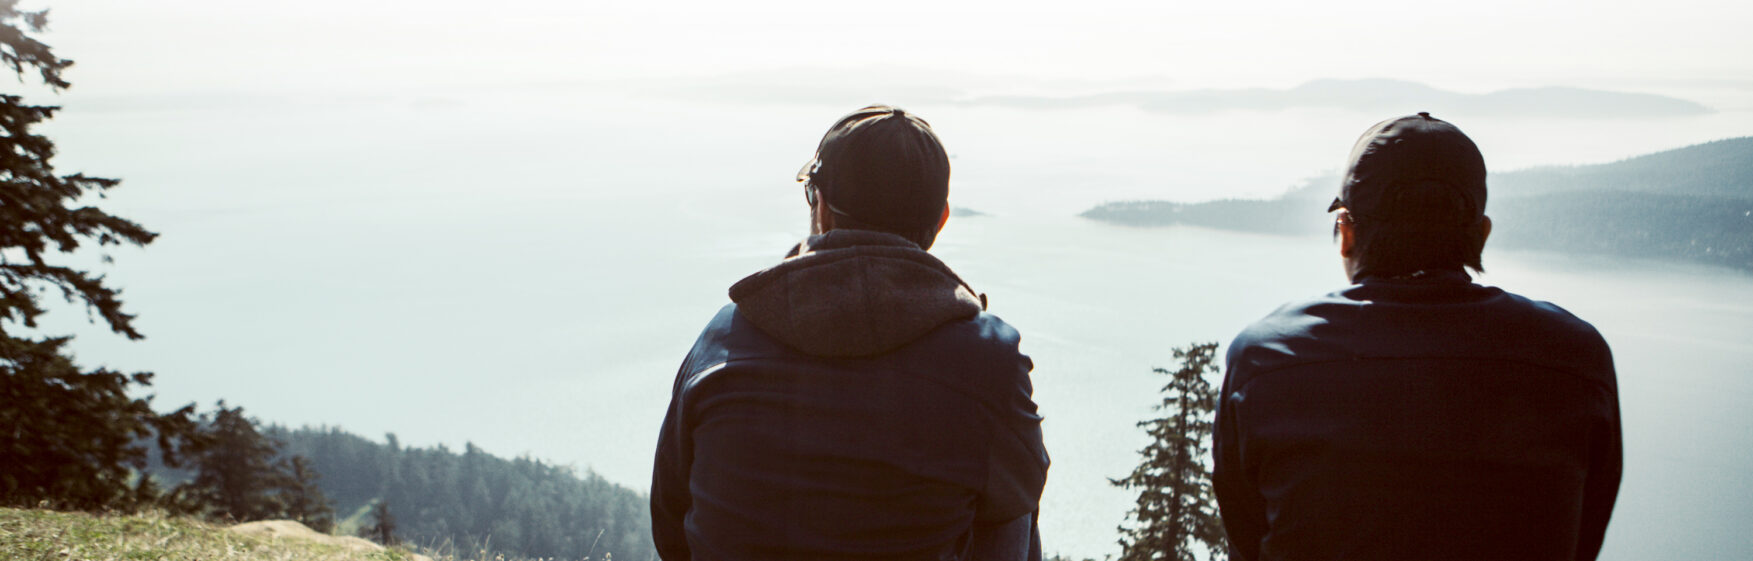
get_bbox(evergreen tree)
[361,499,399,546]
[0,0,198,510]
[1112,342,1228,561]
[128,473,163,509]
[176,403,287,522]
[280,455,336,533]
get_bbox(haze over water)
[37,89,1753,559]
[22,1,1753,558]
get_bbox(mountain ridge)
[1081,136,1753,271]
[962,78,1713,118]
[643,70,1711,119]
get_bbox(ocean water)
[36,90,1753,559]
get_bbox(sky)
[28,0,1753,106]
[22,0,1753,218]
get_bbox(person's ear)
[1480,215,1492,244]
[811,196,835,235]
[937,203,951,231]
[1338,211,1357,258]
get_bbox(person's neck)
[1354,267,1469,283]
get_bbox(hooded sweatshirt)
[651,230,1049,561]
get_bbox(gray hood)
[729,230,985,358]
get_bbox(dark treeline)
[268,426,657,561]
[1490,190,1753,271]
[1078,174,1336,234]
[1081,137,1753,272]
[1080,197,1329,235]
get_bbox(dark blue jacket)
[1215,270,1621,561]
[652,230,1049,561]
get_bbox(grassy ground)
[0,507,417,561]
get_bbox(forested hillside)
[1081,137,1753,271]
[1491,137,1753,198]
[269,427,655,561]
[1488,190,1753,270]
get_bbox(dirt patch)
[229,520,433,561]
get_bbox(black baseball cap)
[1330,112,1487,229]
[797,105,951,247]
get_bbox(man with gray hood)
[651,105,1049,561]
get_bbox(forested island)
[1082,137,1753,272]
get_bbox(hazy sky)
[31,0,1753,105]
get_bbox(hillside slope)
[269,426,657,561]
[1492,137,1753,199]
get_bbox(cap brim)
[1327,197,1344,213]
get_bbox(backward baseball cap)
[1330,112,1487,230]
[797,105,951,248]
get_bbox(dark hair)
[811,181,945,250]
[817,198,940,249]
[1339,217,1486,278]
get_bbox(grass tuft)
[0,507,419,561]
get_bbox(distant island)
[1082,137,1753,272]
[963,79,1713,118]
[656,70,1713,120]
